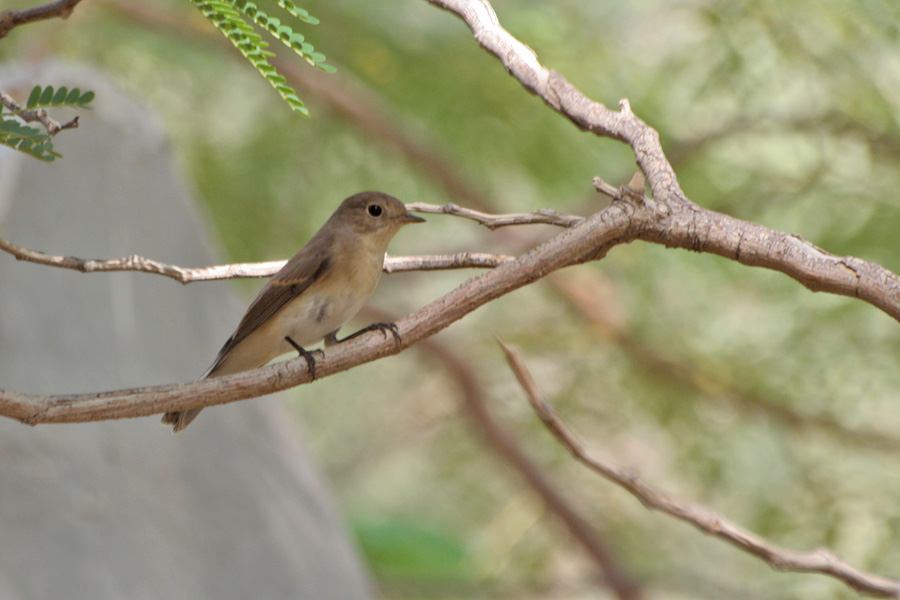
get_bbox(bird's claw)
[285,336,321,380]
[344,322,402,345]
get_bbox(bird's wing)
[206,231,335,375]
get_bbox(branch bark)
[497,338,900,599]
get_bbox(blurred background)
[3,0,900,598]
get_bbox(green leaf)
[52,86,68,105]
[39,86,54,106]
[26,86,41,109]
[0,119,48,141]
[77,90,95,106]
[65,88,81,104]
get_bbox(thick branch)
[0,0,84,39]
[426,0,685,209]
[3,188,900,424]
[631,198,900,322]
[0,202,632,424]
[497,339,900,598]
[425,0,900,322]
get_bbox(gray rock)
[0,64,372,600]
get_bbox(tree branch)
[3,179,900,424]
[0,90,80,135]
[0,234,514,282]
[496,338,900,598]
[0,0,85,39]
[407,202,583,230]
[426,0,684,212]
[425,0,900,323]
[0,198,633,424]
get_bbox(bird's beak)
[400,213,426,224]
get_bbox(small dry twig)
[496,338,900,598]
[0,89,80,136]
[0,0,84,39]
[365,307,642,599]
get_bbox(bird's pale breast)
[211,243,385,376]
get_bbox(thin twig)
[407,202,584,230]
[0,90,79,136]
[383,252,513,273]
[0,235,513,282]
[0,0,84,39]
[366,307,642,599]
[496,338,900,599]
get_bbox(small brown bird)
[162,191,424,432]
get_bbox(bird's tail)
[161,407,203,433]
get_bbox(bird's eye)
[367,204,383,217]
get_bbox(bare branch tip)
[592,176,618,198]
[493,334,513,355]
[626,172,646,194]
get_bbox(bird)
[162,191,425,432]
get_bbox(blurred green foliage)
[3,0,900,598]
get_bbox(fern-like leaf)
[236,2,330,70]
[190,0,334,116]
[21,85,94,111]
[0,118,60,162]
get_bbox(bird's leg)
[284,336,321,380]
[338,322,402,345]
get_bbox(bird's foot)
[342,322,402,345]
[284,336,322,380]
